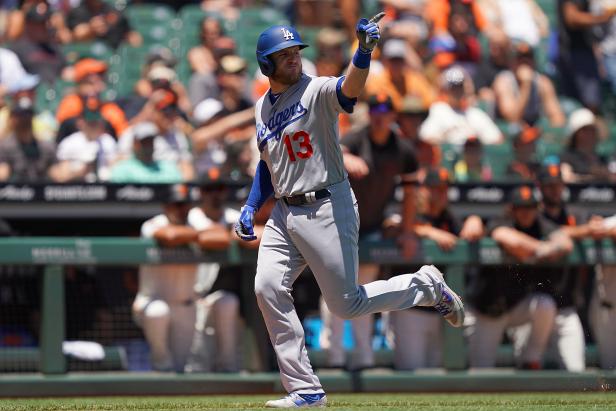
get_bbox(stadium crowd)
[0,0,616,372]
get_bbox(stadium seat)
[61,42,114,65]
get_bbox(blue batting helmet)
[256,25,308,77]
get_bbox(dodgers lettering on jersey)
[255,74,348,197]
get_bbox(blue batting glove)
[356,12,384,53]
[234,205,257,241]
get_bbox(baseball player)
[234,15,465,408]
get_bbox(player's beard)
[272,64,302,86]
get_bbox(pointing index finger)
[368,12,385,24]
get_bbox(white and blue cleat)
[265,392,327,408]
[420,265,465,328]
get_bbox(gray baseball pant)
[254,179,443,394]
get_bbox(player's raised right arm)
[340,12,384,99]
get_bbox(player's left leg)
[289,179,462,326]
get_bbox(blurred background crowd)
[1,0,616,375]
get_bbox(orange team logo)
[548,164,559,177]
[439,168,449,182]
[208,167,220,181]
[520,186,532,200]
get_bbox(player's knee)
[144,299,170,319]
[217,291,240,312]
[532,293,557,317]
[325,300,359,320]
[254,274,285,305]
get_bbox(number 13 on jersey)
[283,131,313,162]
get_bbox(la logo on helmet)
[281,28,294,40]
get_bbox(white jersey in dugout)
[255,74,350,197]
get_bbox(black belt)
[283,189,331,206]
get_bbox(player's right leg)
[254,201,325,403]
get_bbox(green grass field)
[1,393,615,411]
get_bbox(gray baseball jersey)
[255,74,347,197]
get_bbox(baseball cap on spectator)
[513,126,541,145]
[11,96,35,115]
[538,163,563,184]
[317,28,347,48]
[147,65,176,83]
[167,183,192,204]
[25,3,51,22]
[146,48,178,68]
[199,167,231,191]
[514,41,535,59]
[566,108,596,141]
[398,96,429,116]
[219,55,247,75]
[441,66,466,90]
[424,167,451,186]
[509,185,538,207]
[368,94,394,113]
[74,58,108,82]
[464,135,482,150]
[193,98,224,124]
[382,39,408,60]
[7,73,40,94]
[133,122,159,141]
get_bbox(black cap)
[509,185,538,207]
[167,183,192,203]
[198,167,232,191]
[25,4,51,22]
[424,167,451,187]
[538,163,562,184]
[368,94,394,113]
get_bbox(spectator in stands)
[314,28,348,77]
[4,0,71,43]
[493,42,565,127]
[0,48,54,141]
[128,63,192,121]
[589,215,616,369]
[110,121,181,183]
[419,66,503,146]
[396,96,438,170]
[191,97,255,177]
[188,34,238,107]
[187,16,233,76]
[184,172,253,372]
[365,38,435,113]
[480,0,549,48]
[466,185,573,369]
[54,107,117,182]
[560,108,614,182]
[380,0,429,49]
[67,0,140,48]
[453,135,493,182]
[473,29,510,112]
[388,167,483,370]
[429,2,484,75]
[557,0,616,112]
[506,126,542,182]
[319,94,419,370]
[56,58,128,139]
[119,90,194,182]
[0,96,60,182]
[132,184,199,372]
[9,3,65,84]
[594,0,616,95]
